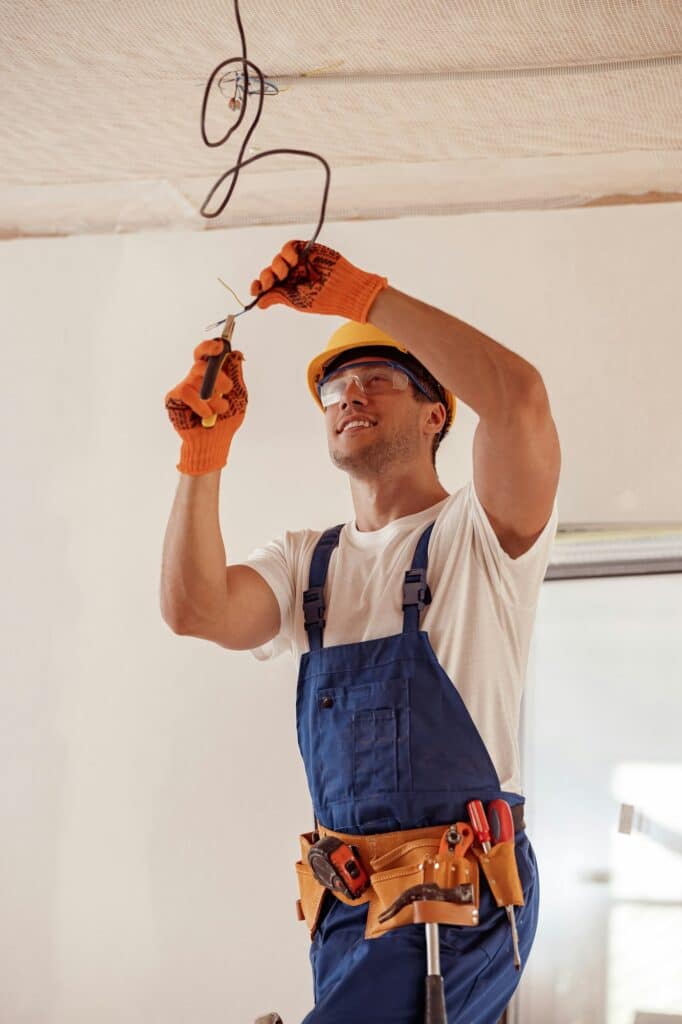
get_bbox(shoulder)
[429,480,558,595]
[429,484,470,538]
[243,526,323,580]
[271,522,350,572]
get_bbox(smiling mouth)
[341,424,374,434]
[337,419,377,435]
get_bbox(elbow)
[160,602,194,636]
[515,366,550,416]
[162,612,184,636]
[490,364,548,425]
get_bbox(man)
[161,240,561,1023]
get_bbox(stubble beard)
[330,423,421,478]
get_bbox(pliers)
[199,313,237,429]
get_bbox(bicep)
[181,564,282,651]
[473,374,561,558]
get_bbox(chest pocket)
[315,676,409,805]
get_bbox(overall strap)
[303,524,344,651]
[402,521,436,634]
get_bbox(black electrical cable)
[199,0,332,315]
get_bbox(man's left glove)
[249,240,388,324]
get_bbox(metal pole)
[424,922,447,1024]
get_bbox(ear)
[423,401,447,437]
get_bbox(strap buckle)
[303,587,326,632]
[402,568,432,611]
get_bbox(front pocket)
[354,708,397,794]
[315,676,409,805]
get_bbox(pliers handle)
[200,313,236,429]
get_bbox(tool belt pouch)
[295,832,328,938]
[474,840,525,908]
[365,828,480,940]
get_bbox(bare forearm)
[160,471,228,631]
[367,286,541,419]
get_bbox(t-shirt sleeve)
[240,533,296,661]
[467,479,558,607]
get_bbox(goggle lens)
[318,360,412,409]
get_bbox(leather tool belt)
[295,805,525,941]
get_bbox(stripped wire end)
[204,310,246,332]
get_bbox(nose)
[339,377,368,410]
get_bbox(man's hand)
[250,239,388,324]
[164,342,248,476]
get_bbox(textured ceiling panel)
[1,0,681,238]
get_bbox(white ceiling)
[2,0,681,239]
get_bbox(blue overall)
[297,522,540,1024]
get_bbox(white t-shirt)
[243,480,558,794]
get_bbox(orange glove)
[164,341,248,476]
[249,240,388,323]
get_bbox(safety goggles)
[318,359,435,409]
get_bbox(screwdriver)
[466,799,492,852]
[488,798,522,971]
[467,799,521,971]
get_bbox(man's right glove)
[164,340,248,476]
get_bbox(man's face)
[324,356,432,477]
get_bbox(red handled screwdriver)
[487,799,522,971]
[466,800,492,853]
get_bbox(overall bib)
[297,521,540,1024]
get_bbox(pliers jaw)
[220,313,236,344]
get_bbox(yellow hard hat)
[306,320,456,436]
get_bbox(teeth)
[342,420,372,432]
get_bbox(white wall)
[1,204,681,1024]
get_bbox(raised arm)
[367,286,561,557]
[161,340,280,649]
[160,471,280,650]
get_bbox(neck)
[349,466,449,532]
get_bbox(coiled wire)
[200,0,331,316]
